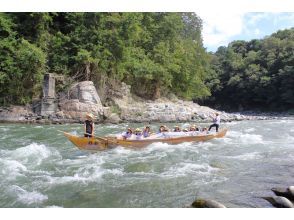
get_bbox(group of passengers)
[122,126,151,140]
[121,124,209,140]
[84,112,220,139]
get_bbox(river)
[0,119,294,208]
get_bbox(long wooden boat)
[62,128,228,151]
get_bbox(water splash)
[8,185,48,205]
[225,152,262,160]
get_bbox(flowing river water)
[0,119,294,208]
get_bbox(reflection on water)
[0,119,294,207]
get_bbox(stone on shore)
[191,199,226,208]
[262,196,294,208]
[271,186,294,201]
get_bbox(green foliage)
[0,12,213,106]
[1,12,293,112]
[204,28,294,111]
[0,13,46,105]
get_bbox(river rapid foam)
[0,119,293,207]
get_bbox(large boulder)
[59,81,104,121]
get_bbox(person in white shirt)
[208,112,220,132]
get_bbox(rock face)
[59,81,104,121]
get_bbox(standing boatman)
[208,112,220,132]
[84,113,95,137]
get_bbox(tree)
[0,13,46,105]
[204,28,294,111]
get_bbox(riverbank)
[0,102,292,125]
[1,80,292,125]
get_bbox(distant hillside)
[203,28,294,111]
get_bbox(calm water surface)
[0,119,294,207]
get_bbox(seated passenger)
[189,125,196,131]
[158,125,165,133]
[122,128,133,140]
[173,125,181,132]
[201,127,208,133]
[163,125,170,132]
[134,128,143,140]
[143,126,151,138]
[189,124,199,132]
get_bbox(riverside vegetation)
[0,12,293,114]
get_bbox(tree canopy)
[0,12,210,105]
[203,28,294,111]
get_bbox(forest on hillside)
[205,28,294,111]
[0,12,293,111]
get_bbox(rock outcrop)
[59,81,104,121]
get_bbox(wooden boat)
[62,128,228,151]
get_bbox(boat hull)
[63,128,228,151]
[63,132,109,151]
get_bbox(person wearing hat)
[134,128,142,140]
[163,125,170,132]
[189,124,199,132]
[208,112,220,132]
[173,125,181,132]
[84,113,95,137]
[189,125,196,131]
[122,128,133,140]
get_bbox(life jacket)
[143,130,149,138]
[135,132,142,139]
[85,120,93,134]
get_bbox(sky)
[199,12,294,52]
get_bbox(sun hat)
[86,113,94,119]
